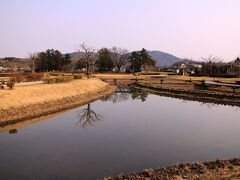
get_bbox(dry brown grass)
[0,78,108,110]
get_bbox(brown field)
[0,78,108,110]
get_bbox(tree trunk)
[86,61,90,78]
[117,66,121,73]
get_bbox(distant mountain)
[69,50,182,68]
[69,52,85,58]
[148,51,182,67]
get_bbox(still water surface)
[0,88,239,179]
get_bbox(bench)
[0,77,15,89]
[150,76,167,84]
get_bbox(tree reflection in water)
[131,89,148,102]
[102,85,148,103]
[76,104,102,129]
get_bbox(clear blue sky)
[1,0,240,61]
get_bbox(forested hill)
[147,51,182,67]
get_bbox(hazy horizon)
[1,0,240,61]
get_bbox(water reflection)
[76,104,102,129]
[180,97,240,111]
[0,86,240,179]
[131,90,148,102]
[102,85,149,103]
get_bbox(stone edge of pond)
[105,158,240,180]
[0,85,116,127]
[134,83,240,107]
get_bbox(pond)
[0,86,240,179]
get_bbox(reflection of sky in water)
[0,91,239,179]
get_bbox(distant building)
[171,60,202,75]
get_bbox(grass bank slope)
[0,78,107,110]
[0,79,116,125]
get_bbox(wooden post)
[160,78,164,84]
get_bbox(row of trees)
[76,44,156,75]
[76,45,131,74]
[200,57,240,77]
[29,49,71,72]
[30,43,156,78]
[173,56,240,77]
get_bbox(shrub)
[49,72,65,76]
[10,73,26,83]
[43,76,74,84]
[26,72,45,81]
[73,74,84,79]
[0,73,10,77]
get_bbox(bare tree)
[78,43,96,78]
[28,53,38,73]
[110,47,129,72]
[76,104,102,128]
[201,55,220,63]
[201,55,222,75]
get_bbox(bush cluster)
[26,73,44,81]
[5,72,45,83]
[0,73,10,77]
[10,73,26,83]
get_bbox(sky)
[0,0,240,61]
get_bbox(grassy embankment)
[0,78,116,125]
[134,75,240,106]
[94,72,240,105]
[141,75,240,93]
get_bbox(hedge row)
[43,76,74,84]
